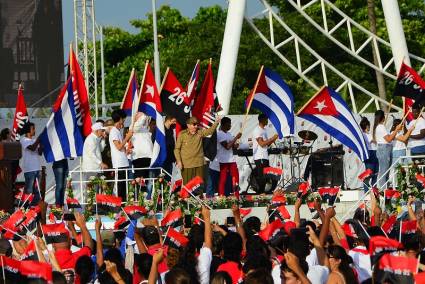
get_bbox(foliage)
[100,2,425,114]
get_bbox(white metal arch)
[245,0,402,114]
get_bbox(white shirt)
[131,114,153,160]
[363,132,377,151]
[109,127,129,168]
[196,246,212,284]
[217,130,236,163]
[393,130,407,151]
[349,246,371,283]
[20,137,41,173]
[252,126,268,160]
[82,133,103,172]
[407,117,425,148]
[307,265,329,284]
[375,124,389,144]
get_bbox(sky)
[61,0,263,52]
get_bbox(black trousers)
[254,159,277,193]
[132,158,151,179]
[117,167,128,202]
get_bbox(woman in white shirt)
[372,110,401,188]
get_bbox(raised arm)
[232,205,247,251]
[95,217,104,267]
[294,198,302,228]
[202,206,212,249]
[75,212,93,250]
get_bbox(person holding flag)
[174,116,221,185]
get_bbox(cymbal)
[298,130,318,141]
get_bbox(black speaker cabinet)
[311,154,344,188]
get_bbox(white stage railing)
[340,154,425,221]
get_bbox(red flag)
[180,176,204,199]
[258,219,284,242]
[66,197,81,209]
[11,85,28,140]
[276,205,291,220]
[263,167,283,181]
[377,253,417,283]
[307,201,315,213]
[297,182,310,198]
[185,60,200,107]
[369,236,401,264]
[271,195,286,206]
[2,210,26,233]
[192,61,221,129]
[415,272,425,283]
[96,194,122,213]
[358,169,373,181]
[171,179,183,194]
[401,220,417,235]
[381,214,397,235]
[22,208,39,228]
[161,209,183,227]
[123,205,147,219]
[159,67,189,128]
[68,48,92,137]
[0,256,21,275]
[20,240,37,261]
[114,216,130,231]
[20,260,53,282]
[416,173,425,186]
[42,223,69,244]
[328,187,340,206]
[283,221,297,235]
[239,208,252,218]
[342,223,358,238]
[163,227,189,248]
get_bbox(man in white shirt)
[82,122,108,178]
[217,117,241,196]
[252,114,278,193]
[109,109,133,201]
[407,104,425,159]
[20,122,42,205]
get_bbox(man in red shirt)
[54,212,93,271]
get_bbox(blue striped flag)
[297,86,369,161]
[40,78,84,163]
[246,67,295,138]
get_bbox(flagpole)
[383,99,393,125]
[120,208,136,228]
[357,220,370,239]
[296,85,327,115]
[161,225,171,246]
[120,68,135,110]
[158,67,170,94]
[133,61,149,129]
[399,220,402,242]
[0,256,5,284]
[240,65,263,134]
[182,185,212,210]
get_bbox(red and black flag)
[161,209,183,228]
[376,253,417,284]
[96,194,122,214]
[239,208,252,219]
[114,216,130,231]
[368,236,401,265]
[42,223,69,244]
[283,221,297,235]
[180,176,204,199]
[271,195,286,207]
[160,68,191,128]
[20,260,53,283]
[358,168,373,181]
[15,191,33,207]
[66,197,81,209]
[384,189,398,206]
[20,240,38,261]
[5,210,26,229]
[400,220,417,235]
[123,205,147,220]
[381,214,397,235]
[171,179,183,194]
[263,167,282,181]
[258,219,284,242]
[22,208,39,229]
[307,201,316,213]
[0,256,21,276]
[297,182,310,198]
[328,187,339,206]
[342,222,358,238]
[416,173,425,187]
[393,62,425,112]
[276,205,291,220]
[163,227,189,249]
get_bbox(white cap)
[92,122,106,132]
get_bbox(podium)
[0,142,21,212]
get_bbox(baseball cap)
[92,122,106,132]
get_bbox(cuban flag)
[185,60,200,107]
[246,67,295,138]
[137,62,167,167]
[297,86,369,161]
[40,78,84,163]
[121,68,139,117]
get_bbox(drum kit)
[239,129,319,193]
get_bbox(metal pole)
[151,0,161,87]
[100,26,106,118]
[380,0,411,70]
[82,0,89,89]
[91,0,98,119]
[216,0,247,115]
[73,0,79,53]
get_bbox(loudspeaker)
[311,155,344,188]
